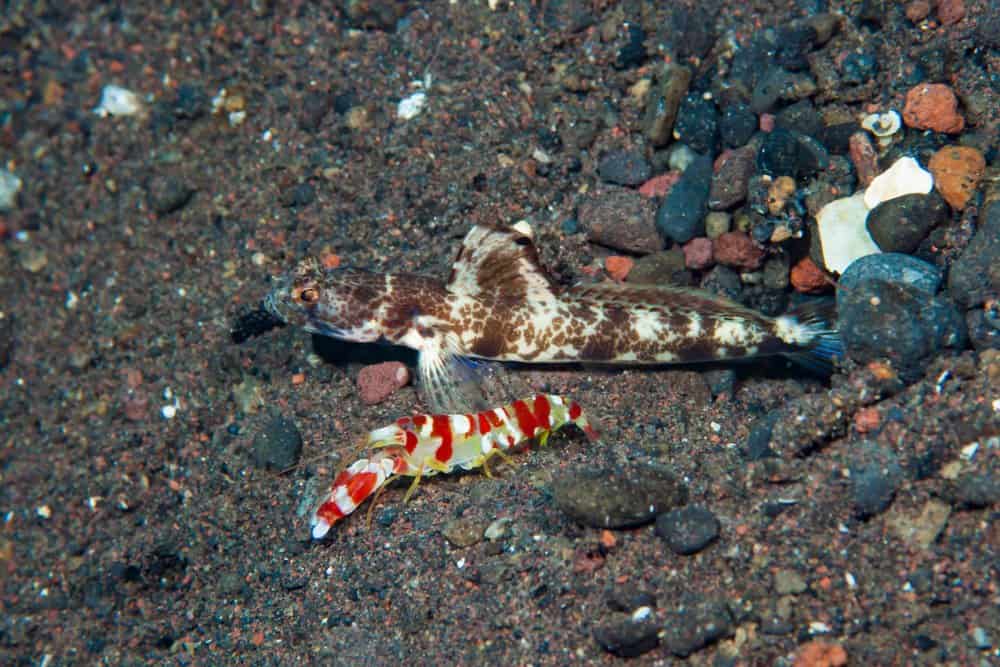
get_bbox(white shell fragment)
[0,168,22,212]
[93,84,145,118]
[396,91,427,120]
[861,110,901,138]
[863,156,933,210]
[816,192,881,274]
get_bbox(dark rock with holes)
[147,175,194,214]
[580,187,661,254]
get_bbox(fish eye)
[297,286,320,303]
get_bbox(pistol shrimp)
[310,393,598,539]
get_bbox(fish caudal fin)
[775,300,844,375]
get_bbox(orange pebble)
[320,252,341,270]
[854,406,880,433]
[790,257,829,293]
[604,255,634,281]
[291,373,306,385]
[793,640,847,667]
[600,530,617,550]
[928,145,985,210]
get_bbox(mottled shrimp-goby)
[264,223,842,412]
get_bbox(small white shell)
[863,156,934,209]
[861,110,901,138]
[93,84,144,118]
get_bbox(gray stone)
[656,154,712,243]
[580,187,662,255]
[552,464,688,529]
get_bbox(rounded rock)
[655,505,720,555]
[928,145,986,210]
[712,231,764,271]
[552,464,688,529]
[865,192,949,253]
[597,150,652,187]
[581,187,661,254]
[251,414,303,470]
[838,280,967,378]
[837,253,942,300]
[656,155,712,244]
[902,83,965,134]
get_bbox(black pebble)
[597,150,651,186]
[147,175,194,215]
[655,505,720,555]
[252,414,303,470]
[674,94,719,155]
[593,617,660,658]
[720,103,757,148]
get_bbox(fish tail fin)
[776,299,844,376]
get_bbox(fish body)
[265,224,841,412]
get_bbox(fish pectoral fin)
[416,333,493,414]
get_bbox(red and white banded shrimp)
[310,394,597,539]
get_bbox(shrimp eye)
[298,286,320,303]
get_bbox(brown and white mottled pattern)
[266,224,838,412]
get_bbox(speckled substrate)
[1,1,998,665]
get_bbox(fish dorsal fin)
[446,224,558,301]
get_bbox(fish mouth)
[262,290,288,324]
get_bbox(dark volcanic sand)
[1,2,998,665]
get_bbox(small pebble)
[661,599,733,657]
[147,175,194,215]
[865,192,948,253]
[604,255,634,281]
[638,172,680,198]
[708,145,755,210]
[656,155,712,244]
[682,238,713,270]
[655,505,720,555]
[850,444,903,519]
[552,464,688,529]
[0,169,22,212]
[357,361,410,405]
[704,211,732,239]
[902,83,965,134]
[790,257,828,293]
[597,150,651,187]
[712,231,764,271]
[674,94,719,154]
[643,64,692,147]
[937,0,966,26]
[719,103,757,148]
[442,516,483,548]
[793,640,848,667]
[251,414,303,470]
[928,145,985,210]
[773,568,808,595]
[971,626,991,650]
[580,188,661,254]
[947,197,1000,308]
[593,616,660,658]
